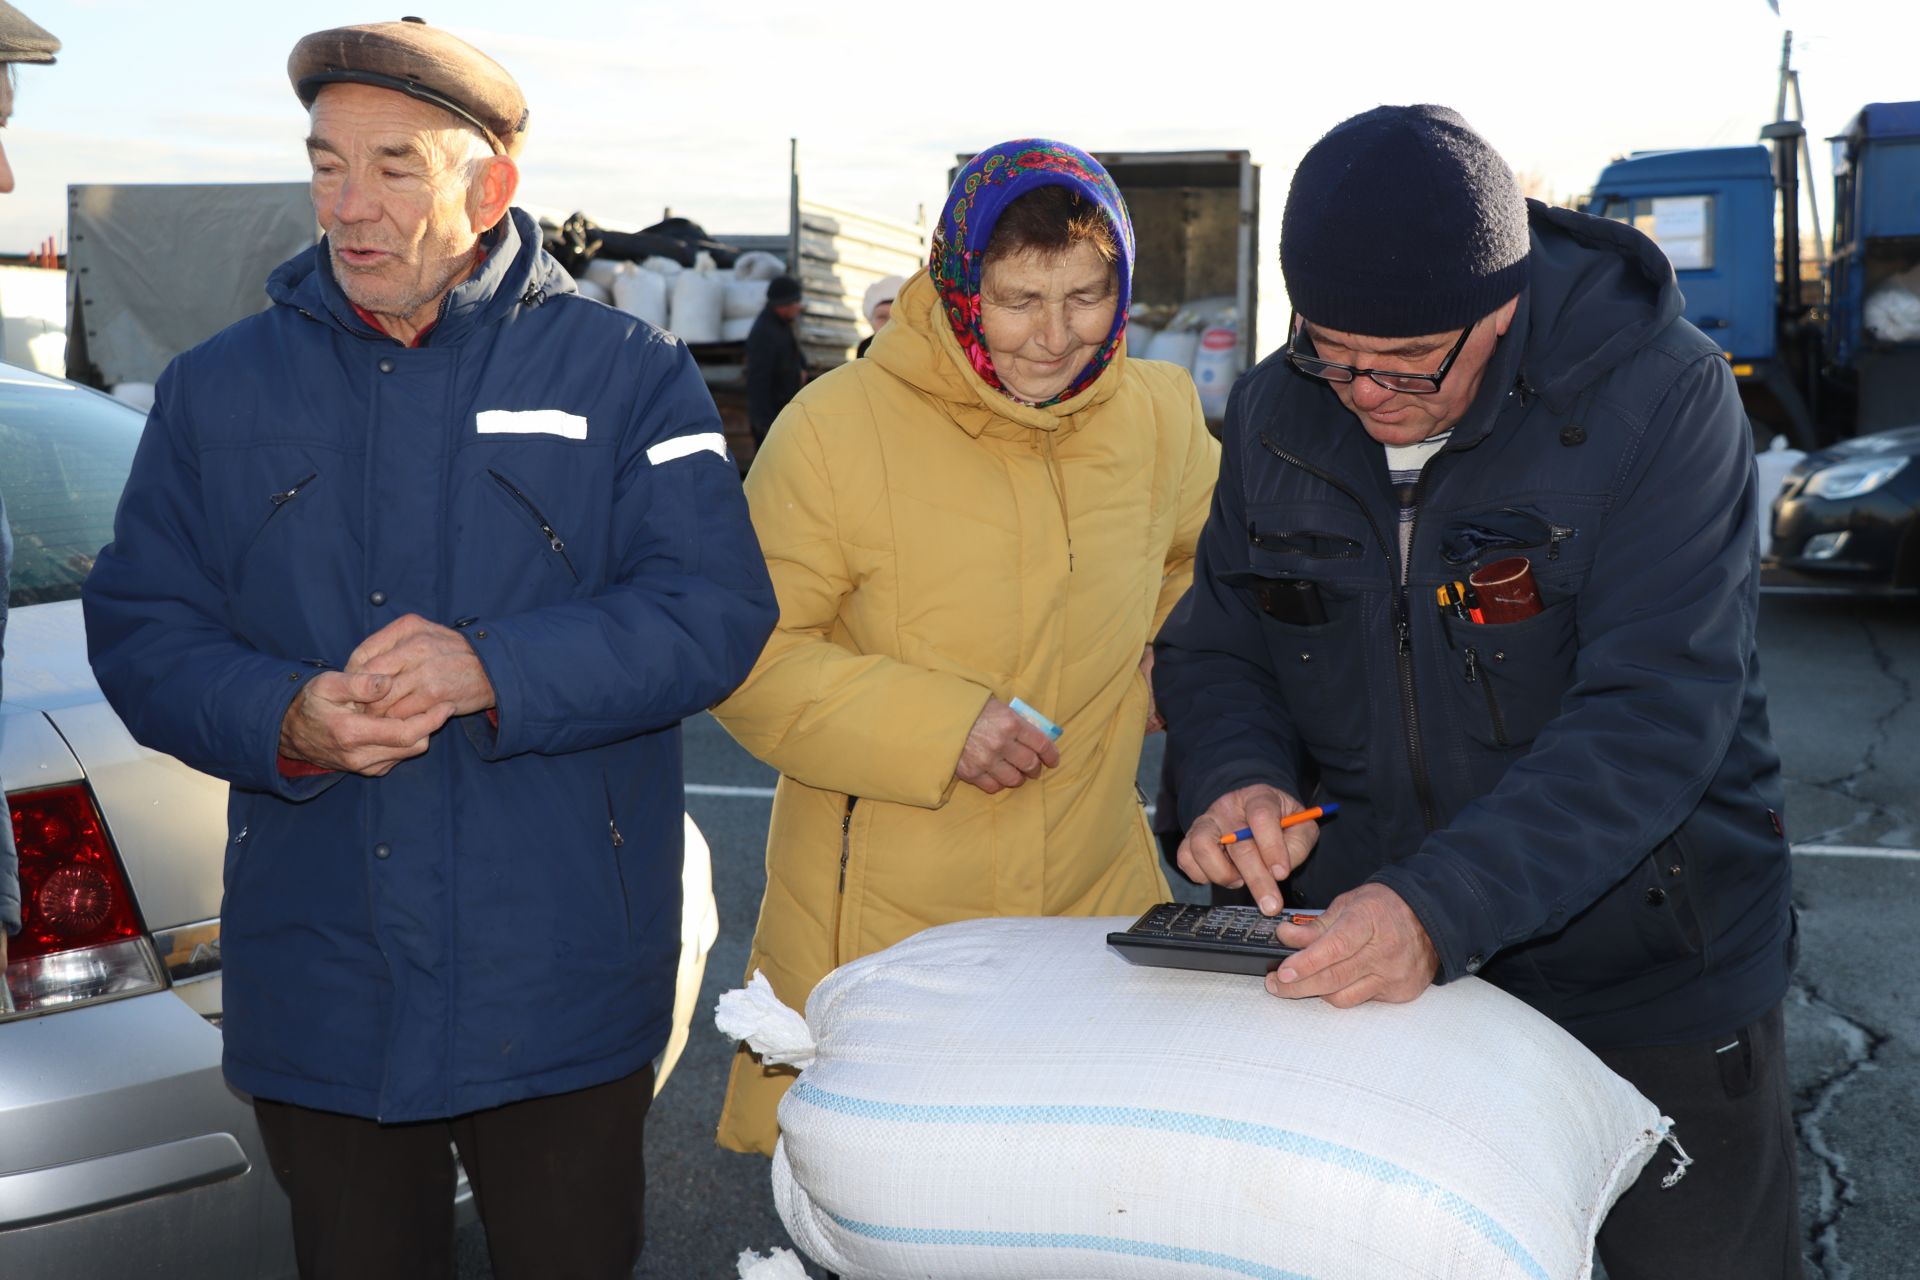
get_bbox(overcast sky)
[4,0,1904,355]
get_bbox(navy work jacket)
[1156,203,1794,1049]
[84,210,777,1119]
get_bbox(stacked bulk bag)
[612,266,669,329]
[669,252,725,343]
[720,916,1681,1280]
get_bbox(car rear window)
[1,376,143,609]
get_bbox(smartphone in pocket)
[1256,580,1330,626]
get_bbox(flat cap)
[289,17,527,156]
[0,2,60,64]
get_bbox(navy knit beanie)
[1281,105,1529,338]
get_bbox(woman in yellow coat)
[714,140,1219,1154]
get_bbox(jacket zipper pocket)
[1463,646,1509,748]
[488,469,580,581]
[271,473,318,508]
[1260,432,1441,834]
[831,796,858,968]
[603,776,631,942]
[239,472,319,563]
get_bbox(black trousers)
[1593,1003,1804,1279]
[254,1064,654,1280]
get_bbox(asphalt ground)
[456,591,1919,1280]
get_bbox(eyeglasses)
[1285,312,1476,395]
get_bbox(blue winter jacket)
[1155,202,1793,1049]
[83,209,778,1120]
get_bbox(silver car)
[0,365,718,1275]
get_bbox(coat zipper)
[488,469,580,580]
[271,473,318,507]
[831,796,858,967]
[1259,433,1440,833]
[1462,646,1509,747]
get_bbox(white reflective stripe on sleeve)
[646,432,728,465]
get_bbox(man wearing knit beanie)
[1157,105,1800,1278]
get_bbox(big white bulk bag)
[724,916,1681,1280]
[581,257,628,291]
[1142,328,1200,370]
[725,278,772,320]
[670,256,725,343]
[734,249,786,282]
[612,267,669,328]
[721,315,756,343]
[573,277,612,305]
[1191,325,1240,419]
[1864,262,1920,343]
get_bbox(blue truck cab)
[1588,146,1778,366]
[1588,102,1920,446]
[1827,103,1920,416]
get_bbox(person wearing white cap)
[855,273,905,358]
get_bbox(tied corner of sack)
[736,1245,810,1280]
[714,969,818,1070]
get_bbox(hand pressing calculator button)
[1107,903,1324,976]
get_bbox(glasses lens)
[1372,372,1441,394]
[1288,354,1354,383]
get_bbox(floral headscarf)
[931,139,1136,407]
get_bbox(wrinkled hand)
[955,697,1062,795]
[279,670,452,777]
[1139,645,1164,735]
[1267,882,1439,1008]
[1177,784,1323,915]
[347,614,496,721]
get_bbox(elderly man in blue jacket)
[83,19,776,1280]
[1156,106,1800,1279]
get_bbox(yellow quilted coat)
[712,268,1219,1154]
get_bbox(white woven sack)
[753,916,1679,1280]
[734,250,787,282]
[669,265,725,343]
[726,278,773,320]
[611,267,668,328]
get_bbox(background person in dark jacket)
[745,273,807,444]
[1155,105,1799,1280]
[82,20,776,1280]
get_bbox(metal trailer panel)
[790,199,928,370]
[65,184,318,389]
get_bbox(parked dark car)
[1769,425,1920,593]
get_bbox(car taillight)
[3,783,164,1020]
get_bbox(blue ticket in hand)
[1009,697,1063,741]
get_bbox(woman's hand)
[955,697,1062,794]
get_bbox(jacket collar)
[267,207,575,347]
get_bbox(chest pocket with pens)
[1435,555,1580,753]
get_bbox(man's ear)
[1492,293,1521,338]
[469,155,520,233]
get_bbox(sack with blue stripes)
[717,916,1689,1280]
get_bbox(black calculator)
[1106,903,1324,976]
